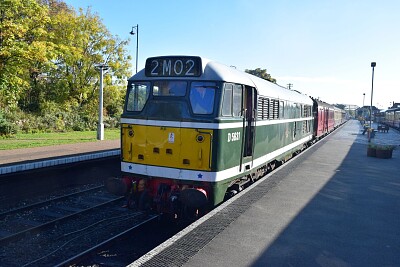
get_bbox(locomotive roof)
[129,56,313,105]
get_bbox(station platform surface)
[0,139,120,175]
[132,120,400,267]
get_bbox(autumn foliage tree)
[0,0,51,110]
[0,0,131,134]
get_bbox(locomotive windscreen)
[145,56,202,77]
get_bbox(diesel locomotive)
[108,55,346,218]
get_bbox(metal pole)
[98,67,104,140]
[363,93,365,107]
[130,25,139,74]
[370,62,376,129]
[95,64,109,140]
[136,24,139,74]
[362,93,365,121]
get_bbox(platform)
[131,120,400,267]
[0,140,120,175]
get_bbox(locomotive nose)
[179,188,208,208]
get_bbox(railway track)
[0,185,106,220]
[0,184,158,266]
[0,156,120,211]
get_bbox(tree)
[335,104,346,110]
[44,6,131,113]
[0,0,51,110]
[245,68,277,83]
[0,0,132,132]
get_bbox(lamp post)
[130,24,139,74]
[362,93,365,107]
[95,63,109,140]
[362,93,366,121]
[370,62,376,129]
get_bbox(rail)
[0,190,124,245]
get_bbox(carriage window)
[272,99,279,119]
[222,84,233,116]
[153,81,187,96]
[126,82,150,111]
[295,103,301,118]
[233,84,242,117]
[190,82,216,114]
[279,101,284,118]
[303,105,311,117]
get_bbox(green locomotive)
[113,56,314,218]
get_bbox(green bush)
[1,102,120,135]
[0,112,17,136]
[104,115,120,129]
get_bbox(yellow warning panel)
[121,124,212,171]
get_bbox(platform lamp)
[363,93,365,108]
[370,62,376,130]
[362,93,365,120]
[129,24,139,74]
[95,63,109,140]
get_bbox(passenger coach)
[384,107,400,129]
[115,56,314,217]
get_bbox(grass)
[0,129,120,150]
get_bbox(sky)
[64,0,400,109]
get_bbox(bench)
[377,125,389,133]
[362,127,377,136]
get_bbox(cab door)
[241,86,256,171]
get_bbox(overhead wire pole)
[95,63,109,140]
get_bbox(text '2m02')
[145,56,202,77]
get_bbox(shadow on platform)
[251,129,400,266]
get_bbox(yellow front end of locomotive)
[121,124,212,171]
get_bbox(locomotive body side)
[251,76,314,169]
[116,56,315,218]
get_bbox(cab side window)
[222,84,233,116]
[233,84,242,117]
[222,83,242,117]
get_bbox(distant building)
[356,106,380,121]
